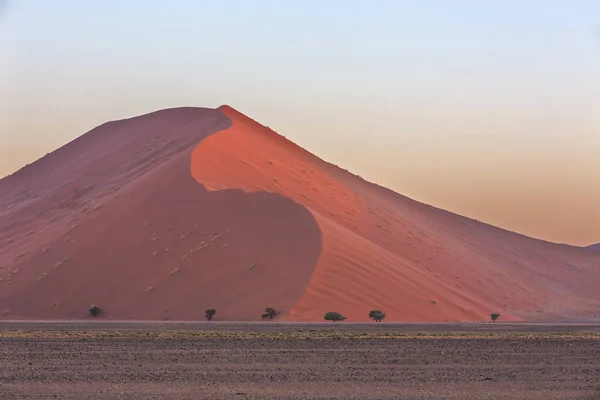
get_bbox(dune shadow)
[0,107,323,320]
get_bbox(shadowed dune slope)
[1,105,599,322]
[587,244,600,251]
[0,108,322,320]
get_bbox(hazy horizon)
[0,1,598,246]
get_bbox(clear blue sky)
[0,0,599,245]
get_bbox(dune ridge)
[1,105,599,322]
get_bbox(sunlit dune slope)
[191,105,600,322]
[0,105,598,322]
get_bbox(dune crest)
[1,105,599,322]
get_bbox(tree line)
[89,305,501,323]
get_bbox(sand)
[0,105,599,322]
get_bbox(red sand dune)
[0,106,599,322]
[587,244,600,251]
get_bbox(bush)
[205,309,216,321]
[324,312,346,322]
[368,310,386,322]
[89,305,102,317]
[490,313,500,323]
[261,308,279,320]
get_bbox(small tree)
[89,305,102,317]
[261,308,279,320]
[490,313,500,323]
[324,312,346,322]
[369,310,386,322]
[205,309,216,321]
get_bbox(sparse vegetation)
[205,309,216,321]
[368,310,386,322]
[37,273,47,282]
[169,268,180,276]
[261,308,280,320]
[89,305,102,317]
[245,263,257,272]
[491,313,500,323]
[324,312,346,322]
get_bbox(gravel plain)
[1,322,599,399]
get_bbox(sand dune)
[1,106,598,322]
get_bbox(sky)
[0,0,598,246]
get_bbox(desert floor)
[1,321,599,399]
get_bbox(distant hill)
[1,105,599,322]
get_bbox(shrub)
[205,309,216,321]
[368,310,386,322]
[491,313,500,323]
[261,308,279,320]
[89,305,102,317]
[324,312,346,322]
